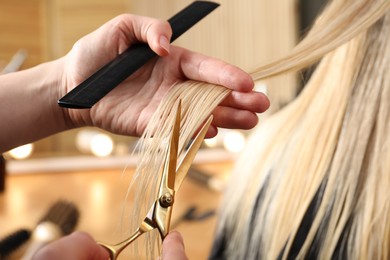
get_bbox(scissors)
[98,102,213,259]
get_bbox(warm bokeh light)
[204,137,218,148]
[223,130,246,153]
[90,133,114,157]
[90,181,107,206]
[8,144,34,159]
[76,130,114,157]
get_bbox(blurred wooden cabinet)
[0,0,47,69]
[131,0,299,110]
[1,0,299,94]
[45,0,131,59]
[0,0,130,68]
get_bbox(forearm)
[0,58,71,153]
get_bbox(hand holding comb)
[58,1,220,109]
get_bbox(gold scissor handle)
[97,102,212,259]
[98,228,144,259]
[98,212,158,259]
[100,216,161,260]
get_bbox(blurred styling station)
[0,0,324,258]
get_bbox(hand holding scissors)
[98,102,212,259]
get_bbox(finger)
[206,124,219,139]
[212,106,259,130]
[162,231,188,260]
[32,232,109,260]
[219,91,270,113]
[178,50,255,92]
[192,121,218,139]
[109,14,173,56]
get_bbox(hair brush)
[21,200,80,260]
[0,228,31,259]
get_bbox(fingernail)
[160,35,170,53]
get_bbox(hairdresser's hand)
[160,231,188,260]
[32,232,109,260]
[32,231,188,260]
[0,13,269,152]
[62,14,269,137]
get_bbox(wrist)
[0,58,72,152]
[37,57,74,133]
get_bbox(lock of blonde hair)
[127,0,390,259]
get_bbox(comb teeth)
[39,200,80,235]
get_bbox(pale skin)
[32,231,188,260]
[0,14,269,258]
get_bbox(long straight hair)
[215,1,390,259]
[128,0,390,258]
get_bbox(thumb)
[161,231,188,260]
[127,14,172,56]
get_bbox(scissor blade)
[166,101,181,190]
[58,1,220,109]
[174,115,213,191]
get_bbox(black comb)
[58,1,220,109]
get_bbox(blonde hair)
[125,82,228,258]
[127,0,390,258]
[216,1,390,259]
